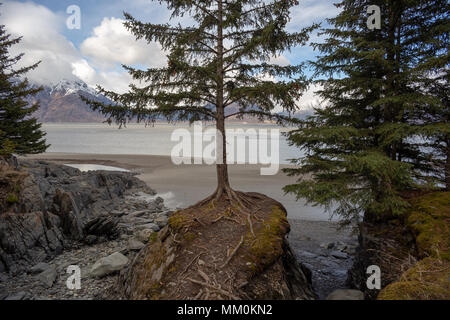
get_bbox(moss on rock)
[407,191,449,261]
[376,191,450,300]
[378,257,450,300]
[245,205,289,273]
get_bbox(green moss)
[5,192,18,204]
[183,231,196,241]
[245,205,289,272]
[378,258,450,300]
[149,232,158,244]
[168,213,191,232]
[406,192,449,261]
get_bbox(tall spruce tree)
[0,24,48,156]
[83,0,315,208]
[284,0,449,224]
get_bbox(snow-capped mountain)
[30,79,109,123]
[48,79,98,97]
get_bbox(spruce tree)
[83,0,315,208]
[284,0,449,224]
[0,24,48,156]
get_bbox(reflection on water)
[64,163,129,172]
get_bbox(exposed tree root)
[194,185,262,216]
[220,235,244,268]
[187,278,239,300]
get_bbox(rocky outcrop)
[0,158,156,274]
[346,221,416,299]
[115,194,316,300]
[347,191,449,299]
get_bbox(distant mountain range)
[29,79,311,123]
[30,79,107,123]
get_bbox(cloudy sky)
[2,0,340,105]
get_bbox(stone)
[128,210,148,218]
[334,241,348,252]
[327,289,364,300]
[5,291,27,300]
[127,239,145,251]
[90,252,129,278]
[36,265,57,288]
[0,159,156,273]
[136,229,154,243]
[330,251,349,259]
[320,242,335,249]
[0,273,8,283]
[138,223,160,232]
[154,216,168,228]
[298,251,318,259]
[29,262,51,275]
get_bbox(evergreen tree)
[0,24,48,156]
[284,0,449,224]
[83,0,315,208]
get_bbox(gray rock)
[330,251,349,259]
[90,252,129,278]
[320,242,335,249]
[327,289,364,300]
[298,251,318,259]
[29,262,51,275]
[5,291,27,300]
[0,273,8,282]
[128,210,148,218]
[0,159,153,273]
[154,216,168,228]
[137,223,160,232]
[136,229,155,243]
[127,239,145,251]
[36,265,57,288]
[334,241,348,252]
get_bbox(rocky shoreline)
[0,158,173,300]
[0,159,360,300]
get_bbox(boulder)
[4,291,28,300]
[116,194,316,300]
[90,252,129,278]
[36,265,57,288]
[29,262,51,275]
[127,239,145,251]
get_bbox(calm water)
[43,123,302,164]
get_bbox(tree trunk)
[446,137,450,191]
[215,0,231,193]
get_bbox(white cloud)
[1,2,142,93]
[269,55,290,66]
[2,1,80,84]
[80,17,167,68]
[288,0,340,29]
